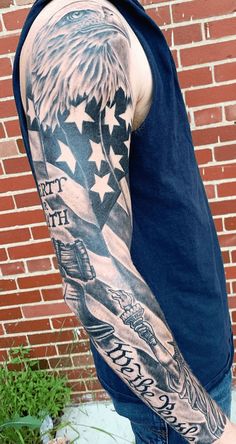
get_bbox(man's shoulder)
[20,0,152,129]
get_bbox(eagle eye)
[59,10,85,26]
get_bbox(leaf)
[0,415,42,430]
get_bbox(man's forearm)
[62,248,227,444]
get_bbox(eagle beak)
[105,22,130,42]
[101,6,130,42]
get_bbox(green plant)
[0,347,71,444]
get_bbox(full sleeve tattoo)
[23,2,227,442]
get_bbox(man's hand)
[214,420,236,444]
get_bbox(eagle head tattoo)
[31,2,132,131]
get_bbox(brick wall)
[0,0,235,404]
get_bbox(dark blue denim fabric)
[107,369,232,444]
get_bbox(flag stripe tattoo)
[22,1,227,442]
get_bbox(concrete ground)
[56,401,134,444]
[56,391,236,443]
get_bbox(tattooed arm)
[20,2,234,443]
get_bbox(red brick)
[3,9,29,31]
[0,195,15,211]
[0,248,7,262]
[226,281,231,295]
[31,225,50,240]
[0,140,18,158]
[28,345,57,358]
[0,324,4,336]
[222,250,230,263]
[0,122,5,138]
[194,107,222,127]
[232,310,236,323]
[181,40,236,67]
[173,23,202,46]
[68,380,86,393]
[200,164,236,181]
[0,57,12,77]
[232,251,236,262]
[9,240,54,259]
[205,17,236,40]
[0,0,13,7]
[218,233,236,247]
[72,353,94,368]
[225,217,236,231]
[213,218,223,232]
[3,156,31,174]
[218,182,236,198]
[17,272,61,289]
[0,261,25,276]
[193,125,236,146]
[186,84,236,108]
[232,282,236,294]
[0,79,13,98]
[15,191,41,208]
[41,287,63,301]
[5,318,50,334]
[0,99,17,118]
[4,119,21,137]
[171,49,178,68]
[52,315,81,330]
[225,105,236,122]
[52,256,59,270]
[215,62,236,82]
[0,350,8,361]
[194,148,212,165]
[22,302,71,318]
[86,379,103,391]
[0,34,19,55]
[0,209,45,229]
[147,6,171,26]
[225,266,236,280]
[228,296,236,309]
[16,138,26,154]
[27,258,52,272]
[0,175,36,194]
[0,210,44,231]
[0,290,41,307]
[210,199,236,216]
[161,28,172,47]
[49,356,73,369]
[0,228,31,245]
[57,341,90,355]
[215,144,236,162]
[28,329,74,345]
[59,367,96,380]
[172,0,236,23]
[0,307,22,321]
[0,335,27,349]
[177,67,212,89]
[0,278,17,292]
[205,184,215,199]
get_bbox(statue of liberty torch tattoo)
[23,2,229,443]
